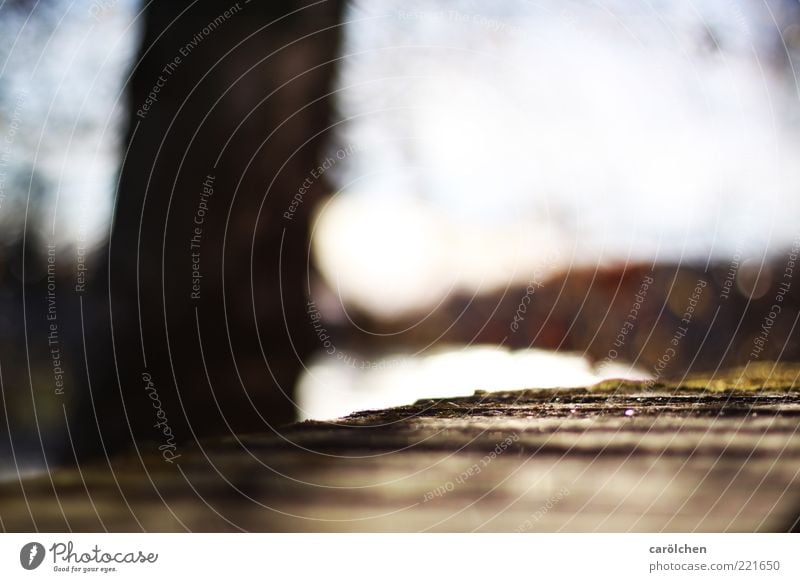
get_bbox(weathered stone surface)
[2,363,799,532]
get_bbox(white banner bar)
[1,533,797,581]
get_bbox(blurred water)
[298,346,649,420]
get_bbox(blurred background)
[307,0,800,417]
[1,0,800,477]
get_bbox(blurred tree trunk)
[76,0,344,457]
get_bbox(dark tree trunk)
[75,0,344,458]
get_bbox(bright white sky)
[315,0,800,316]
[0,0,139,246]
